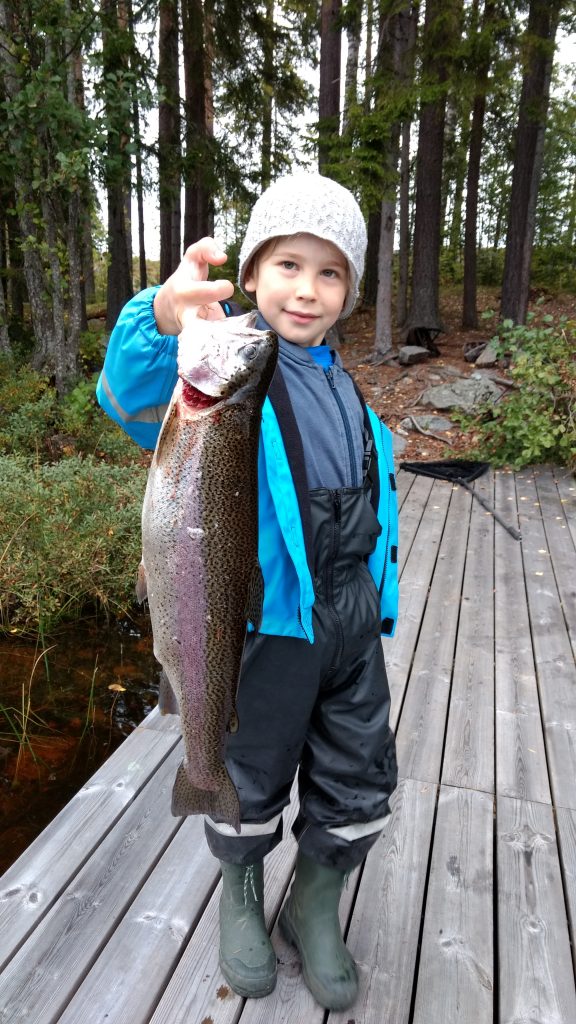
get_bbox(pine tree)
[405,0,462,345]
[158,0,181,280]
[500,0,563,323]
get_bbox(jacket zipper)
[324,367,358,488]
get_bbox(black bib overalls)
[205,369,398,872]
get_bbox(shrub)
[0,454,147,634]
[0,358,139,463]
[463,314,576,469]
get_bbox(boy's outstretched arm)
[98,238,234,448]
[153,237,234,335]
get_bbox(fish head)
[178,312,278,405]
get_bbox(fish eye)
[243,344,258,359]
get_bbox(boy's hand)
[153,238,235,335]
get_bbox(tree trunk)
[374,1,418,355]
[566,168,576,251]
[182,0,212,246]
[375,200,395,356]
[500,0,561,324]
[0,220,9,353]
[318,0,342,171]
[0,277,9,354]
[462,0,498,328]
[342,0,362,136]
[363,211,381,306]
[159,0,181,280]
[396,117,412,325]
[405,0,460,338]
[396,3,418,327]
[71,45,96,305]
[132,90,147,290]
[102,0,133,329]
[261,0,274,189]
[66,7,88,336]
[6,193,25,322]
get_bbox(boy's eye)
[281,260,296,270]
[322,268,339,278]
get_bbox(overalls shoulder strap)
[266,365,316,579]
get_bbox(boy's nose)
[294,273,316,300]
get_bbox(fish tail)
[171,761,241,833]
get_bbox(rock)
[464,342,489,363]
[392,432,408,455]
[398,345,431,366]
[474,342,499,367]
[437,365,463,377]
[418,375,502,413]
[400,415,455,434]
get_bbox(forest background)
[0,0,575,635]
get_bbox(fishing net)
[399,459,521,541]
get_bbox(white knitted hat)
[238,173,367,320]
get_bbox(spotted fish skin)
[138,313,278,831]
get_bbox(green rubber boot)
[279,850,358,1011]
[218,861,277,998]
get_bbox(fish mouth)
[181,380,220,409]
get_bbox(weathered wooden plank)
[494,470,551,804]
[497,794,576,1023]
[412,786,494,1024]
[0,724,181,969]
[387,480,451,727]
[138,705,182,732]
[328,778,437,1024]
[395,472,435,576]
[395,483,470,782]
[395,463,414,508]
[517,469,576,809]
[0,746,184,1023]
[554,469,576,550]
[442,472,495,793]
[58,815,220,1024]
[556,806,576,975]
[534,466,576,658]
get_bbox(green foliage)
[463,314,576,469]
[0,356,138,463]
[0,353,147,634]
[0,454,146,634]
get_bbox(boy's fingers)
[179,279,234,329]
[181,237,228,277]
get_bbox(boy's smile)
[243,234,349,347]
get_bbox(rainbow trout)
[137,312,278,830]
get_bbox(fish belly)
[142,399,261,831]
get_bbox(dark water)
[0,615,160,875]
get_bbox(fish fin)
[136,561,148,604]
[171,761,241,833]
[245,562,264,631]
[158,670,180,716]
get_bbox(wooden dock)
[1,465,575,1023]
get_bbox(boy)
[97,173,398,1012]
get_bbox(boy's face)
[243,234,348,347]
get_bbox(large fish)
[137,312,278,830]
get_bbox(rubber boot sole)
[279,899,358,1011]
[219,952,277,999]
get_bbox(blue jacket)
[97,287,399,642]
